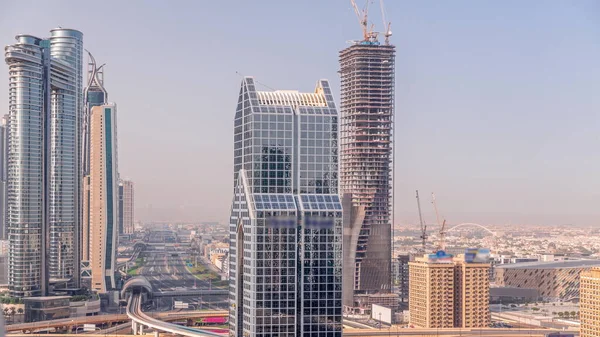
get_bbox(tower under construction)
[340,39,395,306]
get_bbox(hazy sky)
[1,1,599,226]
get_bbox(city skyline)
[1,1,599,226]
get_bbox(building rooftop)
[496,259,600,270]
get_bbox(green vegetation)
[186,262,221,281]
[0,296,23,305]
[127,257,146,276]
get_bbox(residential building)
[82,52,108,267]
[5,29,83,297]
[453,257,490,328]
[229,77,342,337]
[88,104,119,293]
[409,252,490,328]
[119,180,134,234]
[339,39,396,307]
[0,115,6,240]
[495,259,600,300]
[580,267,600,337]
[408,255,455,328]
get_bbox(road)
[134,230,228,311]
[127,293,225,337]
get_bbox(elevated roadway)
[127,293,226,336]
[153,289,228,297]
[5,310,228,333]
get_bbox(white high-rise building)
[4,29,83,297]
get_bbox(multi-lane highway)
[134,230,228,311]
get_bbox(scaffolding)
[340,43,396,294]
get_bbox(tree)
[552,312,557,316]
[9,307,16,323]
[532,307,540,311]
[571,311,576,318]
[563,311,570,318]
[3,308,8,317]
[17,308,23,315]
[557,312,564,318]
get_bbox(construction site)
[340,0,397,311]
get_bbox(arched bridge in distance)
[446,222,497,237]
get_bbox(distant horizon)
[1,1,598,226]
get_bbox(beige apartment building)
[454,259,490,328]
[409,256,455,328]
[88,104,119,293]
[580,267,600,337]
[409,253,490,328]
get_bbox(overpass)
[152,289,228,297]
[5,310,229,333]
[127,292,226,336]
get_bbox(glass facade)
[4,29,83,296]
[229,77,342,337]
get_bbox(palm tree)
[9,307,16,323]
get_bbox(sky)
[1,1,599,227]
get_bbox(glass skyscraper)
[4,28,83,297]
[229,77,342,337]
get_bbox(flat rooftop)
[496,259,600,270]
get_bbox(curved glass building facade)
[4,28,83,297]
[5,35,47,297]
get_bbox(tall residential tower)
[5,29,83,297]
[229,77,343,337]
[339,39,395,306]
[88,104,119,292]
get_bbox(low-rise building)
[495,259,600,300]
[24,296,70,323]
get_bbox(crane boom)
[416,190,427,250]
[350,0,368,41]
[379,0,392,44]
[431,193,447,251]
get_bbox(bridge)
[5,310,229,333]
[128,292,226,336]
[152,289,228,297]
[122,276,227,336]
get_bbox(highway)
[134,230,228,311]
[127,293,226,337]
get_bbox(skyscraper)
[339,38,396,306]
[82,52,108,269]
[88,104,119,293]
[5,29,83,297]
[119,180,134,235]
[0,115,7,240]
[229,77,343,337]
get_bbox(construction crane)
[379,0,392,45]
[350,0,379,43]
[431,193,447,251]
[416,190,427,250]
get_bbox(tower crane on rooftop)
[379,0,392,45]
[416,190,427,250]
[431,193,447,251]
[350,0,379,43]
